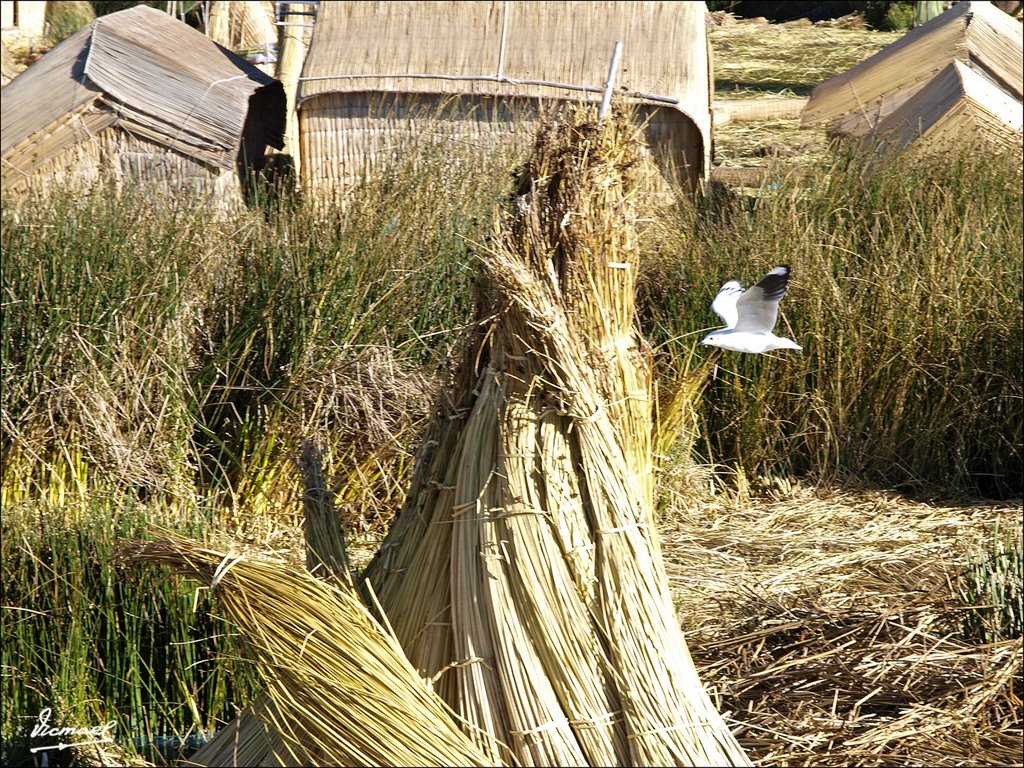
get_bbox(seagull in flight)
[701,265,802,354]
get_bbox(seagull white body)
[701,265,802,354]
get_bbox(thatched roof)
[296,1,711,167]
[801,1,1023,137]
[1,4,284,188]
[871,59,1023,152]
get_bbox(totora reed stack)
[362,106,749,766]
[135,107,751,767]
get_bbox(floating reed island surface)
[708,13,903,168]
[660,484,1022,767]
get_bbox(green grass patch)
[640,143,1023,498]
[959,521,1023,645]
[0,494,260,765]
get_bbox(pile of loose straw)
[661,488,1023,767]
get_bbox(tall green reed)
[2,189,201,504]
[641,142,1023,497]
[2,121,523,512]
[185,128,523,516]
[959,520,1023,645]
[1,494,260,764]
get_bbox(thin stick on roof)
[599,41,623,120]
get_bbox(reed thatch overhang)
[0,4,285,194]
[871,59,1023,153]
[295,0,713,194]
[801,1,1023,139]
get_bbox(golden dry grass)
[709,15,902,168]
[123,538,500,768]
[659,483,1023,766]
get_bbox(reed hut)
[0,4,285,199]
[871,59,1023,153]
[295,1,713,197]
[801,1,1023,151]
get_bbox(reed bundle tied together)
[123,538,496,767]
[361,106,748,766]
[134,107,748,767]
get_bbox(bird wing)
[733,265,790,333]
[711,280,744,328]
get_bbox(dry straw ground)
[660,480,1021,766]
[709,12,902,168]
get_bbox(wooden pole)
[275,2,308,176]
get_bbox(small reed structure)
[296,1,713,198]
[801,1,1022,152]
[0,5,285,200]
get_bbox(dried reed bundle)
[362,106,750,766]
[300,437,352,583]
[125,537,499,768]
[144,106,745,768]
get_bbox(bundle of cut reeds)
[361,106,749,766]
[137,106,747,767]
[124,538,498,767]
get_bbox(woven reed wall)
[3,124,241,202]
[111,132,240,197]
[2,106,113,188]
[3,133,107,196]
[299,92,702,199]
[299,2,710,113]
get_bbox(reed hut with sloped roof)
[801,1,1023,151]
[871,58,1023,153]
[0,4,285,199]
[296,1,713,197]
